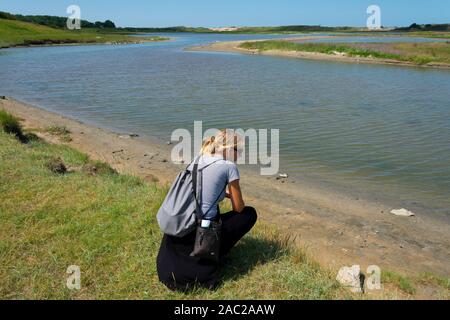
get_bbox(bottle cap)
[201,220,211,228]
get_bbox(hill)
[0,18,166,48]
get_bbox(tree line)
[395,23,450,32]
[0,11,116,29]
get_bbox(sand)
[187,37,450,69]
[1,97,449,279]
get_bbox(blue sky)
[1,0,449,27]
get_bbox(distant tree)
[81,20,95,28]
[103,20,116,28]
[0,11,17,20]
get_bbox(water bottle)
[201,219,211,228]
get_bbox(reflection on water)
[0,33,449,217]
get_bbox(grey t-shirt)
[189,155,240,220]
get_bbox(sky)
[1,0,449,28]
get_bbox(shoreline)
[0,37,170,50]
[1,97,449,278]
[187,37,450,70]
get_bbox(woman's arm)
[228,180,245,213]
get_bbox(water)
[1,33,449,218]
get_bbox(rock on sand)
[390,208,416,217]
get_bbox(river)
[1,33,449,219]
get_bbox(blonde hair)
[200,129,243,156]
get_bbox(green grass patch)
[0,109,23,137]
[418,273,450,290]
[382,271,416,295]
[0,18,168,48]
[0,130,346,299]
[239,40,450,65]
[45,125,72,142]
[405,31,450,39]
[46,125,70,136]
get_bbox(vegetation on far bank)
[2,10,448,37]
[0,18,168,49]
[239,40,450,65]
[395,23,450,33]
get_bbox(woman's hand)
[228,180,245,213]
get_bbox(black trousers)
[219,206,258,257]
[157,206,258,291]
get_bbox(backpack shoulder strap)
[194,156,229,220]
[191,155,230,220]
[191,157,203,221]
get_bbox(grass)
[45,125,72,143]
[0,18,168,48]
[0,109,23,137]
[405,31,450,40]
[239,40,450,65]
[382,271,416,295]
[418,273,450,291]
[0,129,347,299]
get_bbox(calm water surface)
[1,33,449,218]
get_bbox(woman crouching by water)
[157,129,258,291]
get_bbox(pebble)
[118,134,139,139]
[390,208,415,217]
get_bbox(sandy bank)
[1,97,449,279]
[187,37,450,69]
